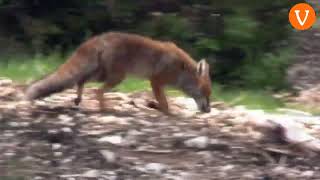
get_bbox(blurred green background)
[0,0,311,112]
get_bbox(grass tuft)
[0,53,64,83]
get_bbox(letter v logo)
[295,10,309,26]
[289,3,316,30]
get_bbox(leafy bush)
[233,48,293,89]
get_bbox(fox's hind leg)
[96,71,125,111]
[96,83,109,110]
[74,82,84,105]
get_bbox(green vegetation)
[213,85,284,111]
[234,48,294,89]
[0,54,64,83]
[0,0,303,88]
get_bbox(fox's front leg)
[151,80,170,115]
[74,83,84,105]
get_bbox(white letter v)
[295,10,310,26]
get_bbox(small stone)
[99,116,118,123]
[220,165,234,171]
[8,122,19,127]
[33,176,44,180]
[242,172,255,179]
[121,103,133,109]
[145,163,166,174]
[34,101,46,106]
[52,143,62,150]
[62,157,73,164]
[3,132,14,137]
[58,114,73,122]
[82,169,100,178]
[99,150,117,163]
[20,122,30,127]
[272,166,286,174]
[127,129,144,136]
[4,152,15,157]
[173,132,188,137]
[22,156,35,161]
[42,160,50,165]
[99,116,129,125]
[174,97,198,111]
[75,113,86,118]
[98,135,123,145]
[301,170,314,177]
[137,119,153,126]
[184,136,209,149]
[48,129,59,134]
[53,152,63,157]
[61,127,73,133]
[177,172,193,180]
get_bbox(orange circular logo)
[289,3,316,30]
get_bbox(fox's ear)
[197,59,209,77]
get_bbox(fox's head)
[177,59,212,113]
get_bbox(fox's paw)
[74,98,81,106]
[147,101,159,109]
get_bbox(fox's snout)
[194,96,211,113]
[201,104,211,113]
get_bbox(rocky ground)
[287,85,320,113]
[1,78,320,180]
[287,29,320,90]
[286,27,320,112]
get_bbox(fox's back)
[98,32,196,78]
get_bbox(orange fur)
[25,32,212,113]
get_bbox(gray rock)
[33,176,44,180]
[98,135,123,145]
[82,169,100,178]
[145,163,167,174]
[100,150,117,163]
[58,114,73,123]
[52,143,62,150]
[301,170,314,177]
[99,115,130,125]
[53,151,63,157]
[61,127,73,133]
[184,136,209,149]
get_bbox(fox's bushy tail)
[25,47,100,100]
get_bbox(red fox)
[25,32,212,113]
